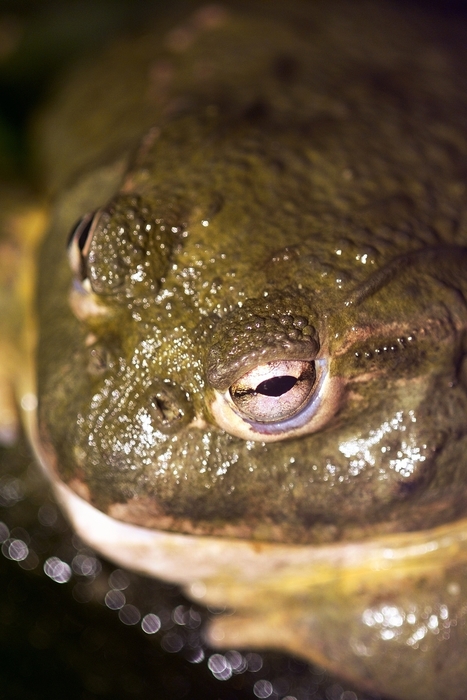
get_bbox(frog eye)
[67,210,111,320]
[229,360,316,422]
[209,357,341,442]
[67,210,100,281]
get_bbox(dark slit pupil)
[255,375,297,397]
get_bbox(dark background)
[1,0,467,182]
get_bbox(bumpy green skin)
[37,0,467,542]
[34,2,467,698]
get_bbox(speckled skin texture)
[32,3,467,697]
[37,1,467,543]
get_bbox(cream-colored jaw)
[39,465,467,605]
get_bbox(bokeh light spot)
[119,604,141,626]
[253,679,273,698]
[44,556,72,583]
[141,613,161,634]
[105,589,126,610]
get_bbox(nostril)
[150,393,181,423]
[148,382,193,433]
